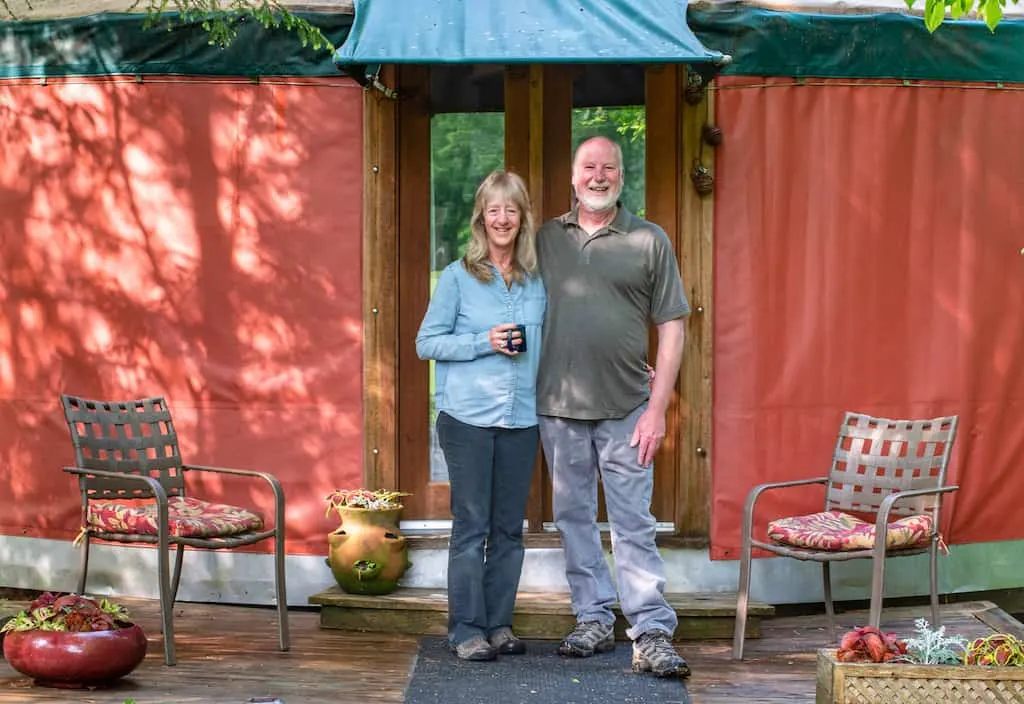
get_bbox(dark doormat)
[404,637,691,704]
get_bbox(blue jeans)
[539,404,677,640]
[437,412,538,646]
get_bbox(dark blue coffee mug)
[505,324,527,353]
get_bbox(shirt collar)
[563,202,632,235]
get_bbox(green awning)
[333,0,729,67]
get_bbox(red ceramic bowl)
[2,623,148,688]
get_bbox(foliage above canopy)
[3,0,1018,49]
[908,0,1020,31]
[0,0,335,52]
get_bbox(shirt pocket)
[520,285,547,327]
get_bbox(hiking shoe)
[488,627,526,655]
[558,620,615,657]
[452,635,497,661]
[632,630,691,678]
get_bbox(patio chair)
[59,394,289,666]
[731,412,959,660]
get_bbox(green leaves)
[139,0,335,53]
[912,0,1016,32]
[924,0,947,30]
[982,0,1005,30]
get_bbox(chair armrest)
[63,466,169,503]
[875,485,960,531]
[182,464,286,522]
[62,466,172,544]
[743,476,829,518]
[741,476,829,540]
[182,464,284,492]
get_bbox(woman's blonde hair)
[463,170,537,284]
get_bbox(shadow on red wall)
[711,76,1024,560]
[0,76,366,555]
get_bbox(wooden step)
[309,586,774,641]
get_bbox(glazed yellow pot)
[326,506,411,595]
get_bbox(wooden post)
[644,64,683,524]
[505,65,572,531]
[395,66,442,517]
[362,66,400,492]
[677,68,715,540]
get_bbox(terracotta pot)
[3,623,147,688]
[327,506,411,595]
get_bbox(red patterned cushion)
[767,510,933,551]
[88,496,264,538]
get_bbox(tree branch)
[139,0,335,53]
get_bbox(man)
[536,136,690,678]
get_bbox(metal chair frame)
[732,412,959,660]
[60,394,290,666]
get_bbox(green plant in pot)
[324,489,412,595]
[1,592,147,688]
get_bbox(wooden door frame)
[644,64,716,543]
[360,64,715,541]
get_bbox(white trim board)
[1,535,1022,607]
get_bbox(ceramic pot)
[327,506,411,595]
[3,623,147,688]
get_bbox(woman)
[416,171,546,662]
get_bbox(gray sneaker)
[558,620,615,657]
[452,635,497,661]
[488,627,526,655]
[632,630,691,678]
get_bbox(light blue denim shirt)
[416,260,546,429]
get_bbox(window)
[427,111,506,482]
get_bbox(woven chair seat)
[767,509,932,552]
[87,496,265,538]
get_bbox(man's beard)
[577,185,620,213]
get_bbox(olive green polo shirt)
[536,206,690,420]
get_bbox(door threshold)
[405,531,709,550]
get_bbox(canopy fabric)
[0,12,352,79]
[333,0,728,66]
[691,4,1024,84]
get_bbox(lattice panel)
[61,395,185,499]
[844,676,1024,703]
[825,412,958,516]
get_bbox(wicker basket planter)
[816,648,1024,703]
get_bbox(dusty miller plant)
[901,617,968,664]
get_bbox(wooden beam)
[541,66,573,221]
[362,67,399,492]
[504,67,531,186]
[644,64,683,524]
[535,66,573,529]
[677,68,715,539]
[395,66,445,517]
[504,65,573,531]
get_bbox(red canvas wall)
[710,76,1024,559]
[0,76,365,555]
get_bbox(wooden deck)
[310,586,775,641]
[1,598,1020,703]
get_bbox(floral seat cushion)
[767,510,933,551]
[88,496,264,538]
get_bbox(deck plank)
[312,586,773,640]
[1,598,1019,703]
[0,599,418,703]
